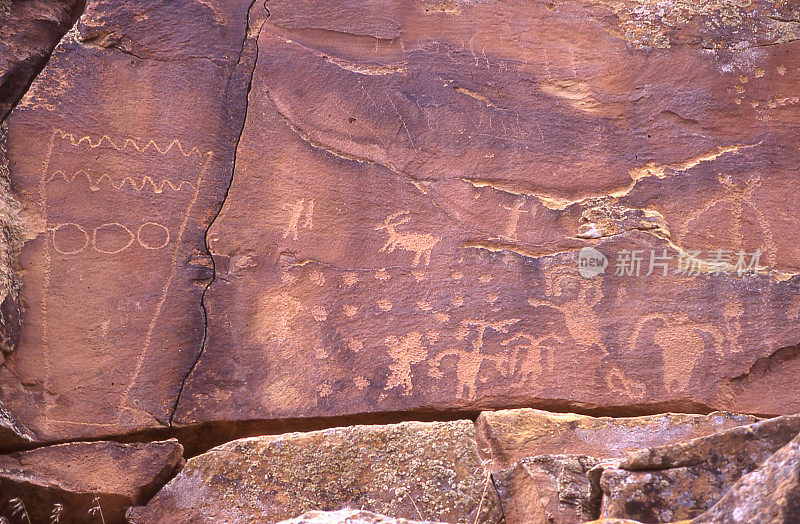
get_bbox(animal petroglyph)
[629,312,724,393]
[527,267,603,349]
[375,211,440,266]
[435,318,522,399]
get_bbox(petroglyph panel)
[3,0,799,446]
[173,0,800,426]
[0,0,262,447]
[32,130,213,430]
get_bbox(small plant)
[9,498,30,524]
[88,497,106,524]
[473,457,493,524]
[50,503,64,524]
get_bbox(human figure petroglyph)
[385,331,427,394]
[678,173,777,266]
[375,211,440,266]
[282,199,314,241]
[501,197,531,240]
[456,318,521,352]
[629,312,724,393]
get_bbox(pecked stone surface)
[692,430,800,523]
[599,414,800,522]
[277,509,447,524]
[476,408,760,471]
[0,439,183,524]
[172,0,800,430]
[0,0,267,446]
[126,420,502,524]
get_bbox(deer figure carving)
[375,211,440,266]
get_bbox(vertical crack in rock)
[168,0,268,426]
[0,0,87,122]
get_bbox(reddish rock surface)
[492,454,602,523]
[477,409,759,471]
[0,439,183,523]
[0,0,84,120]
[692,430,800,523]
[0,0,798,461]
[0,0,265,446]
[127,420,501,524]
[599,414,800,521]
[172,0,800,431]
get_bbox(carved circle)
[92,222,134,254]
[52,223,89,255]
[137,222,170,250]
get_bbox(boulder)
[692,431,800,523]
[0,439,183,524]
[127,420,501,524]
[476,409,759,470]
[599,414,800,522]
[0,399,35,450]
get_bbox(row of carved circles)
[52,222,170,254]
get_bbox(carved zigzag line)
[52,129,213,159]
[46,170,197,193]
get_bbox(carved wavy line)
[52,129,213,159]
[46,170,197,193]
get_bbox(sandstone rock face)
[127,420,501,524]
[0,0,84,120]
[0,0,797,513]
[692,431,800,523]
[0,439,183,523]
[277,509,446,524]
[492,454,602,523]
[172,0,800,431]
[477,408,759,470]
[599,414,800,522]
